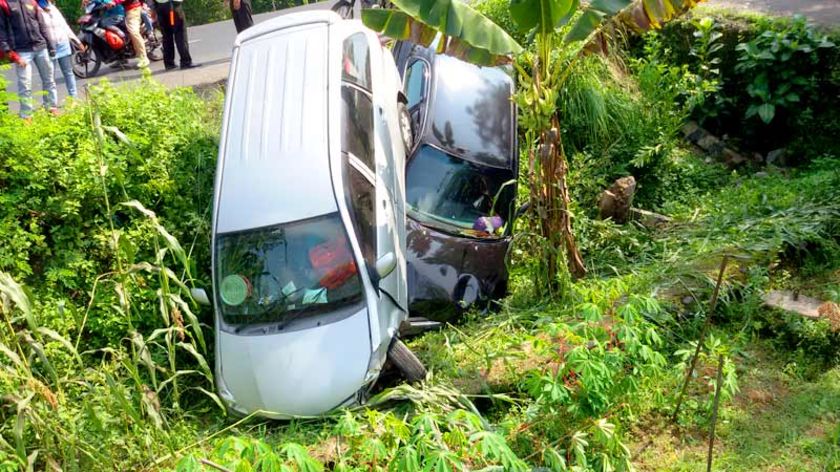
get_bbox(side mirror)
[374,252,397,280]
[190,287,211,306]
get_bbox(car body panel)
[217,21,332,233]
[218,307,370,417]
[406,219,509,319]
[211,11,408,418]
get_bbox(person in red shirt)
[114,0,147,68]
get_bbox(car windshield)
[214,213,363,326]
[406,145,515,238]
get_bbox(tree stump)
[598,176,637,224]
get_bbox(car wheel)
[387,338,426,383]
[397,101,413,152]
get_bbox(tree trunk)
[545,119,586,280]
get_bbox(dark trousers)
[231,0,253,33]
[155,2,192,67]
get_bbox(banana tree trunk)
[543,122,586,281]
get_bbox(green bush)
[645,11,840,158]
[556,52,713,213]
[0,75,221,470]
[0,76,219,346]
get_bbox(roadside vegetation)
[1,4,839,471]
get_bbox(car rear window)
[428,56,514,167]
[215,213,363,327]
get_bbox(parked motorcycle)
[72,2,163,78]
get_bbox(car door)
[402,58,430,145]
[340,32,404,350]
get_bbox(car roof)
[216,14,336,234]
[420,49,515,169]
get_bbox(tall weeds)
[0,78,220,470]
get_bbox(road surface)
[707,0,840,26]
[2,0,354,111]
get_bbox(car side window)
[341,33,377,270]
[342,33,371,91]
[342,159,376,268]
[341,86,375,169]
[404,60,427,109]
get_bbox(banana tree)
[510,0,705,286]
[364,0,704,289]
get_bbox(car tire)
[387,338,426,383]
[397,101,413,152]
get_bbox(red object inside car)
[309,236,357,290]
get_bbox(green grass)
[633,341,840,471]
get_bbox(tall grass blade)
[13,393,34,463]
[35,327,82,365]
[0,340,23,368]
[171,294,206,352]
[176,342,213,382]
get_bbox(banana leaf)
[509,0,577,36]
[362,0,522,66]
[565,0,705,43]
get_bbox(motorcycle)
[72,2,163,78]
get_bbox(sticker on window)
[220,274,251,306]
[303,288,328,305]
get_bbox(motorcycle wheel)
[145,30,163,62]
[72,43,101,79]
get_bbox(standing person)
[153,0,197,70]
[0,0,58,119]
[115,0,147,68]
[40,0,79,100]
[228,0,251,33]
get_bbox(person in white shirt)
[39,0,80,100]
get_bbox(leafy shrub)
[0,77,218,346]
[735,15,835,125]
[0,75,221,470]
[558,50,710,213]
[643,11,840,157]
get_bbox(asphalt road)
[2,0,352,111]
[708,0,840,26]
